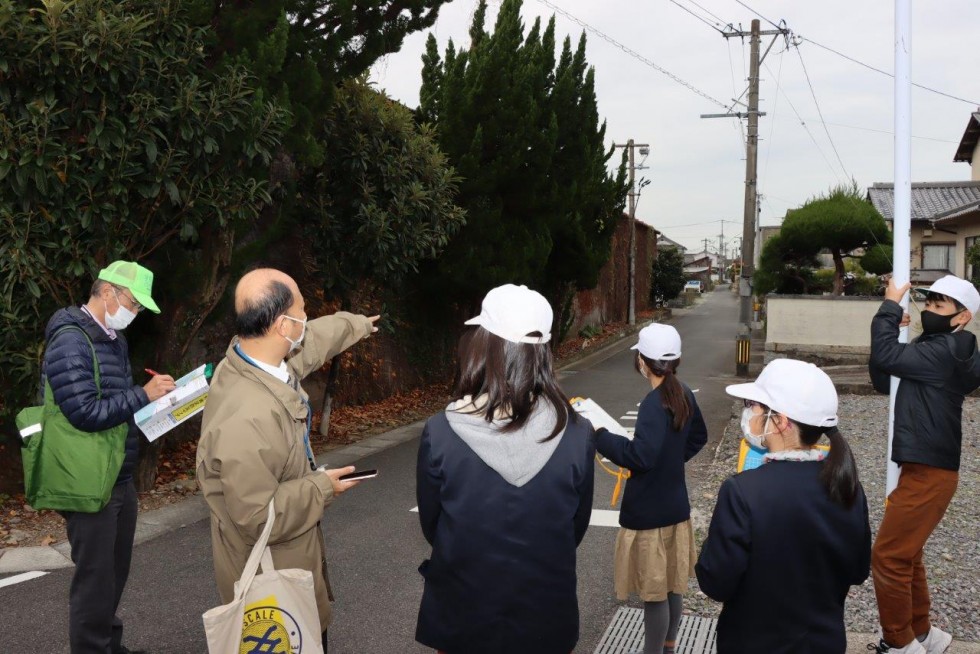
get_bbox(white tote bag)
[202,499,324,654]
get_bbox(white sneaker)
[920,626,953,654]
[870,638,927,654]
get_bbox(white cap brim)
[464,315,551,344]
[630,343,681,360]
[725,381,773,406]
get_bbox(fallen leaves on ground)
[0,322,634,549]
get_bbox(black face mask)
[921,309,961,335]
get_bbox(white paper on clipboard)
[571,398,632,440]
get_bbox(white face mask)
[104,292,137,330]
[740,406,773,450]
[282,314,307,352]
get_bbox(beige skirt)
[613,520,696,602]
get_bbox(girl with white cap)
[415,285,595,654]
[695,358,871,653]
[593,323,708,654]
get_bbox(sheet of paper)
[571,398,631,439]
[135,364,210,442]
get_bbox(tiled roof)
[954,112,980,163]
[867,181,980,222]
[933,200,980,223]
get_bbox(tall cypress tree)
[417,0,627,319]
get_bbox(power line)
[799,36,980,107]
[794,44,849,180]
[733,0,782,30]
[761,47,785,186]
[686,0,730,27]
[531,0,731,109]
[762,60,843,185]
[666,0,727,35]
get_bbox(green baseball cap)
[98,260,160,314]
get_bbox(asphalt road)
[0,288,740,654]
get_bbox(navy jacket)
[415,411,595,654]
[696,462,871,654]
[869,299,980,471]
[594,385,707,530]
[43,307,148,485]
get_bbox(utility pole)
[718,220,726,284]
[614,139,650,326]
[702,18,789,375]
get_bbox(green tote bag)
[16,326,129,513]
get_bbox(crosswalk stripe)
[0,571,48,589]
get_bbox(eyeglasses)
[113,287,145,313]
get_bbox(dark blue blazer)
[696,461,871,653]
[415,410,595,654]
[43,307,148,484]
[595,385,707,529]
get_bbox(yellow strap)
[570,398,631,506]
[595,453,630,507]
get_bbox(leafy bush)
[0,0,284,422]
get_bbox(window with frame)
[967,236,980,281]
[921,243,955,272]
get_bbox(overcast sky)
[370,0,980,254]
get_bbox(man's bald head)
[234,268,302,338]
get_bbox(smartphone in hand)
[338,469,378,481]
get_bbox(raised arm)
[288,312,375,380]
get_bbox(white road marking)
[619,416,637,421]
[0,571,48,589]
[410,507,621,527]
[625,411,638,415]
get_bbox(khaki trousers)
[871,463,958,647]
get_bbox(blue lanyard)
[235,344,316,470]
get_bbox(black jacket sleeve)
[416,422,442,546]
[45,329,147,432]
[696,476,752,602]
[593,396,664,473]
[869,300,950,386]
[685,395,709,462]
[573,427,596,546]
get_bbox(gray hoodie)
[445,396,566,487]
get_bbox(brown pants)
[871,463,958,647]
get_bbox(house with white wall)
[867,111,980,283]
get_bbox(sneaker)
[920,626,953,654]
[868,638,927,653]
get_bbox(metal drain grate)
[593,608,718,654]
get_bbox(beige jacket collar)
[224,339,309,420]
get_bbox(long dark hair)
[795,422,860,508]
[635,354,691,431]
[453,326,575,441]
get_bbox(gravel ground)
[678,395,980,642]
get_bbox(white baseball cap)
[726,358,838,428]
[916,275,980,315]
[631,324,682,361]
[465,284,552,344]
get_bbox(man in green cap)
[42,260,175,653]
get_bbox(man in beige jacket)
[197,268,378,653]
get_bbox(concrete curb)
[0,311,672,578]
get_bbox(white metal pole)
[887,0,912,497]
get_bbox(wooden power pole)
[702,18,788,375]
[614,139,650,326]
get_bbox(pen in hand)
[143,368,176,401]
